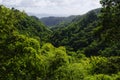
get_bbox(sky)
[0,0,101,18]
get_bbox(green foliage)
[40,16,76,27]
[96,0,120,56]
[49,8,100,52]
[85,74,113,80]
[53,63,88,80]
[0,2,120,80]
[49,0,120,57]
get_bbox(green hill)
[49,8,100,51]
[0,5,51,43]
[40,16,76,27]
[49,6,120,57]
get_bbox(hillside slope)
[40,16,76,27]
[49,7,120,57]
[49,9,100,51]
[0,5,51,43]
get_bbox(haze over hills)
[40,15,76,27]
[27,13,69,18]
[40,8,101,28]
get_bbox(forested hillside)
[40,16,76,27]
[49,5,120,57]
[0,0,120,79]
[49,8,100,51]
[0,6,51,43]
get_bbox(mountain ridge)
[40,15,76,27]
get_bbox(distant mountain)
[40,8,101,28]
[28,12,68,18]
[40,16,77,27]
[28,13,52,18]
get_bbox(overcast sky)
[0,0,101,17]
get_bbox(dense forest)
[40,16,76,28]
[0,0,120,80]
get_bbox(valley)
[0,0,120,79]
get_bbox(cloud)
[0,0,2,3]
[0,0,22,6]
[0,0,101,17]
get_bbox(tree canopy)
[0,0,120,79]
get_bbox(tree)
[100,0,120,42]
